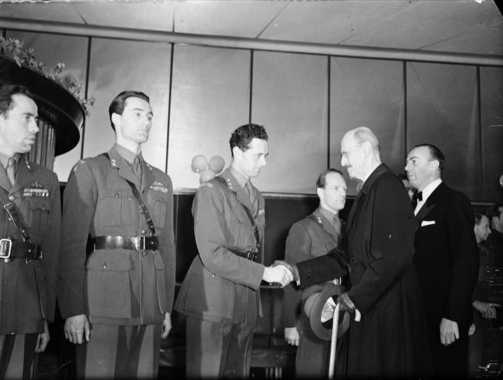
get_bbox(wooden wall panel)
[330,57,404,195]
[168,45,250,190]
[407,62,479,199]
[480,66,503,202]
[252,51,328,194]
[84,38,171,171]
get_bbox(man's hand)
[440,318,459,346]
[64,314,91,344]
[263,265,293,287]
[35,321,50,353]
[284,327,299,346]
[337,293,355,312]
[161,312,172,339]
[473,300,500,319]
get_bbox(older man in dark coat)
[291,127,431,377]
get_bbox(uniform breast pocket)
[96,192,136,227]
[25,197,51,233]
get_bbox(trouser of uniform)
[0,333,38,380]
[185,316,255,378]
[75,324,160,379]
[295,313,330,378]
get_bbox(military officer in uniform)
[0,84,60,378]
[282,169,348,378]
[175,124,292,378]
[58,91,175,379]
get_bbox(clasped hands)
[262,260,297,287]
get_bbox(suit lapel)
[415,183,444,222]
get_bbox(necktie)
[245,182,256,210]
[132,157,142,188]
[412,191,423,209]
[6,157,15,186]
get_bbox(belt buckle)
[138,236,147,251]
[0,238,12,261]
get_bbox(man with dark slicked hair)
[175,123,292,378]
[406,143,479,377]
[0,84,60,379]
[58,90,176,379]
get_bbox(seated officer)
[282,169,348,378]
[58,91,176,379]
[0,84,60,378]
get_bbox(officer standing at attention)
[175,124,292,378]
[282,169,348,378]
[58,91,175,379]
[0,84,60,378]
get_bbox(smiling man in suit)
[406,143,479,377]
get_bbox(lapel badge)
[110,158,118,167]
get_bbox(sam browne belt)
[91,235,159,251]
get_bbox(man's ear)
[232,146,241,159]
[111,113,121,129]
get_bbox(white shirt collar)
[414,178,442,215]
[421,178,442,203]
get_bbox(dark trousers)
[428,324,469,378]
[0,333,38,380]
[185,316,255,378]
[75,324,160,379]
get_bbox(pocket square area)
[421,220,436,227]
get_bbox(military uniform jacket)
[57,146,176,326]
[0,157,60,334]
[175,168,265,323]
[282,208,342,328]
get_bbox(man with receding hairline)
[293,127,432,377]
[406,143,478,377]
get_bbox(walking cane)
[328,302,340,380]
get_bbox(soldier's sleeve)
[192,184,265,290]
[282,222,312,328]
[57,161,98,319]
[42,172,61,322]
[159,175,176,313]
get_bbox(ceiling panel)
[343,0,502,53]
[174,0,284,38]
[1,0,502,57]
[0,3,83,24]
[73,2,176,32]
[261,1,410,45]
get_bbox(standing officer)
[58,91,176,379]
[282,169,348,377]
[0,84,60,378]
[175,124,292,378]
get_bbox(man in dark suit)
[282,169,347,377]
[289,127,431,377]
[405,143,479,377]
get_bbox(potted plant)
[0,37,91,168]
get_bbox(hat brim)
[308,283,350,341]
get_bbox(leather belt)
[228,247,260,262]
[0,238,43,262]
[92,235,159,251]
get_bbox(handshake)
[262,260,298,287]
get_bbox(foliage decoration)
[0,36,94,114]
